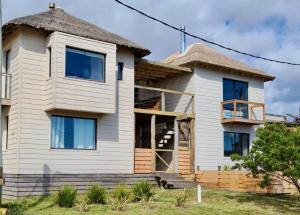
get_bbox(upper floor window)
[4,50,11,74]
[117,62,124,80]
[65,47,105,81]
[224,132,249,157]
[223,78,248,101]
[51,115,96,150]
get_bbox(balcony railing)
[1,73,12,104]
[134,85,194,118]
[221,99,265,125]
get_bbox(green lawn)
[3,188,300,215]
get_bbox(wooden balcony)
[1,73,11,106]
[221,99,265,125]
[134,85,195,119]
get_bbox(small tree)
[232,123,300,193]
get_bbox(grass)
[2,188,300,215]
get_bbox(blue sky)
[3,0,300,115]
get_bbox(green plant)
[76,196,90,212]
[55,185,77,208]
[175,189,188,207]
[223,165,232,171]
[132,180,155,202]
[232,123,300,193]
[110,184,131,211]
[86,184,107,204]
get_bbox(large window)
[224,132,249,157]
[65,47,105,81]
[223,78,248,118]
[51,116,96,150]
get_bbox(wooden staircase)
[155,173,197,189]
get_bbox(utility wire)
[113,0,300,66]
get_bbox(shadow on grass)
[3,195,54,215]
[224,192,300,214]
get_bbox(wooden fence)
[134,148,152,174]
[196,171,297,194]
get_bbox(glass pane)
[66,47,104,81]
[241,134,249,156]
[223,79,234,101]
[235,81,248,100]
[224,132,235,156]
[51,116,96,149]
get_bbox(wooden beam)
[134,108,195,118]
[135,85,194,96]
[161,92,165,111]
[190,119,195,174]
[151,115,156,172]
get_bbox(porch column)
[151,115,156,172]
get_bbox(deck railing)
[134,85,194,116]
[1,73,12,100]
[221,99,265,124]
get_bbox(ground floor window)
[51,115,96,150]
[224,132,249,156]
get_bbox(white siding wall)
[194,67,264,170]
[154,73,195,114]
[45,32,117,113]
[2,31,22,174]
[6,28,135,174]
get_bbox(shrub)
[132,180,155,202]
[86,184,107,204]
[223,165,232,171]
[110,184,131,211]
[175,189,188,207]
[55,185,77,208]
[76,196,90,212]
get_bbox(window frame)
[65,46,106,82]
[50,115,97,150]
[117,62,124,81]
[223,78,248,101]
[48,47,52,77]
[223,131,249,157]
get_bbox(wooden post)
[151,115,156,172]
[220,102,224,120]
[161,92,165,111]
[190,119,195,174]
[192,95,195,114]
[233,100,237,119]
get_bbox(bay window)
[65,47,105,81]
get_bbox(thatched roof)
[3,7,150,57]
[163,43,275,82]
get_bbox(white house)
[1,5,274,198]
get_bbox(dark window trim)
[65,46,106,83]
[224,131,249,157]
[48,47,52,77]
[5,50,11,73]
[5,116,8,150]
[117,62,124,81]
[223,78,249,101]
[50,115,97,151]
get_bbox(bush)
[110,184,131,211]
[175,189,188,207]
[132,180,155,202]
[55,186,77,208]
[86,184,107,204]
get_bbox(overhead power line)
[113,0,300,66]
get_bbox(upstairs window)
[117,62,124,80]
[65,47,105,81]
[51,115,96,150]
[223,78,248,101]
[224,132,249,157]
[4,50,11,74]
